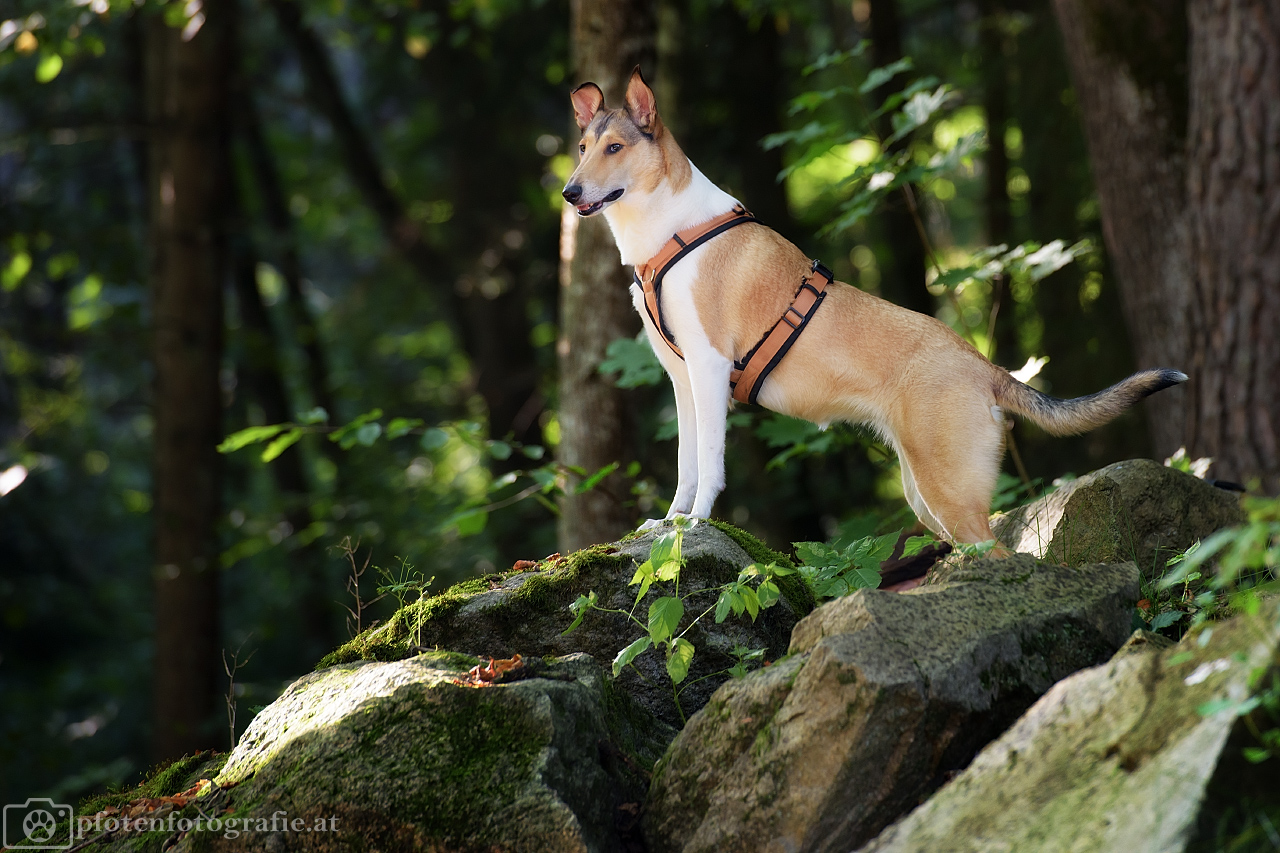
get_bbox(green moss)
[708,519,814,615]
[316,577,492,669]
[317,544,630,670]
[78,751,228,817]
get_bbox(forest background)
[1,0,1276,804]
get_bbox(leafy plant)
[376,557,434,648]
[218,409,624,538]
[1154,492,1280,632]
[794,530,932,600]
[564,518,790,721]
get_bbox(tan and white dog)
[562,67,1186,546]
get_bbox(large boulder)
[643,555,1140,853]
[992,459,1244,573]
[858,602,1280,853]
[319,521,813,727]
[77,652,673,852]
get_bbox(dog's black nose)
[562,185,582,204]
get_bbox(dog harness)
[633,205,832,405]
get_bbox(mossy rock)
[992,459,1244,576]
[644,555,1141,853]
[318,521,811,727]
[74,653,674,852]
[858,602,1280,853]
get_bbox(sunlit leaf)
[387,417,423,438]
[261,428,303,462]
[666,637,695,684]
[612,635,652,676]
[218,424,288,454]
[648,596,684,644]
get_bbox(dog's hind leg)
[899,456,944,535]
[896,398,1007,547]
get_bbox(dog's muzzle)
[562,185,624,216]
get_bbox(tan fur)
[566,69,1186,547]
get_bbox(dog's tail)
[993,367,1187,436]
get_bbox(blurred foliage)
[0,0,1148,806]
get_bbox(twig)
[222,639,256,750]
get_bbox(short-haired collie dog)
[562,67,1186,547]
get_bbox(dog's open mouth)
[576,188,625,216]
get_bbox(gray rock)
[643,555,1141,853]
[319,521,812,727]
[857,602,1280,853]
[992,458,1243,575]
[101,652,673,853]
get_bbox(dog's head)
[562,66,670,216]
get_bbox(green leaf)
[666,637,695,684]
[576,461,619,494]
[599,334,665,387]
[740,586,760,621]
[757,579,780,609]
[715,591,733,623]
[649,530,682,569]
[522,444,546,460]
[656,560,681,582]
[420,427,450,451]
[612,636,653,676]
[218,424,288,454]
[858,57,913,94]
[487,440,512,460]
[1160,529,1236,588]
[446,509,487,537]
[1149,610,1183,630]
[386,417,423,439]
[902,535,934,558]
[329,409,383,447]
[352,422,383,447]
[849,567,881,590]
[1243,747,1272,764]
[757,414,823,448]
[297,407,328,424]
[261,428,303,462]
[648,596,685,644]
[563,592,597,635]
[630,560,655,607]
[801,42,867,75]
[795,541,839,568]
[36,52,63,84]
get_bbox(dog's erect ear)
[570,82,605,131]
[625,66,657,134]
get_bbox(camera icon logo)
[3,799,74,850]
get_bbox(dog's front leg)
[683,347,733,519]
[665,372,700,517]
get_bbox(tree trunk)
[1183,0,1280,491]
[867,0,933,317]
[1051,0,1192,456]
[978,0,1021,366]
[1053,0,1280,489]
[557,0,655,552]
[146,1,231,760]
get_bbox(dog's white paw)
[637,517,667,532]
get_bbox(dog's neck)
[602,157,740,267]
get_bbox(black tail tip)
[1143,369,1189,397]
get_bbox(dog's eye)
[607,143,623,154]
[579,143,586,153]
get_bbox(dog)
[562,66,1186,546]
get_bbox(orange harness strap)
[633,206,831,406]
[729,261,831,405]
[634,205,757,359]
